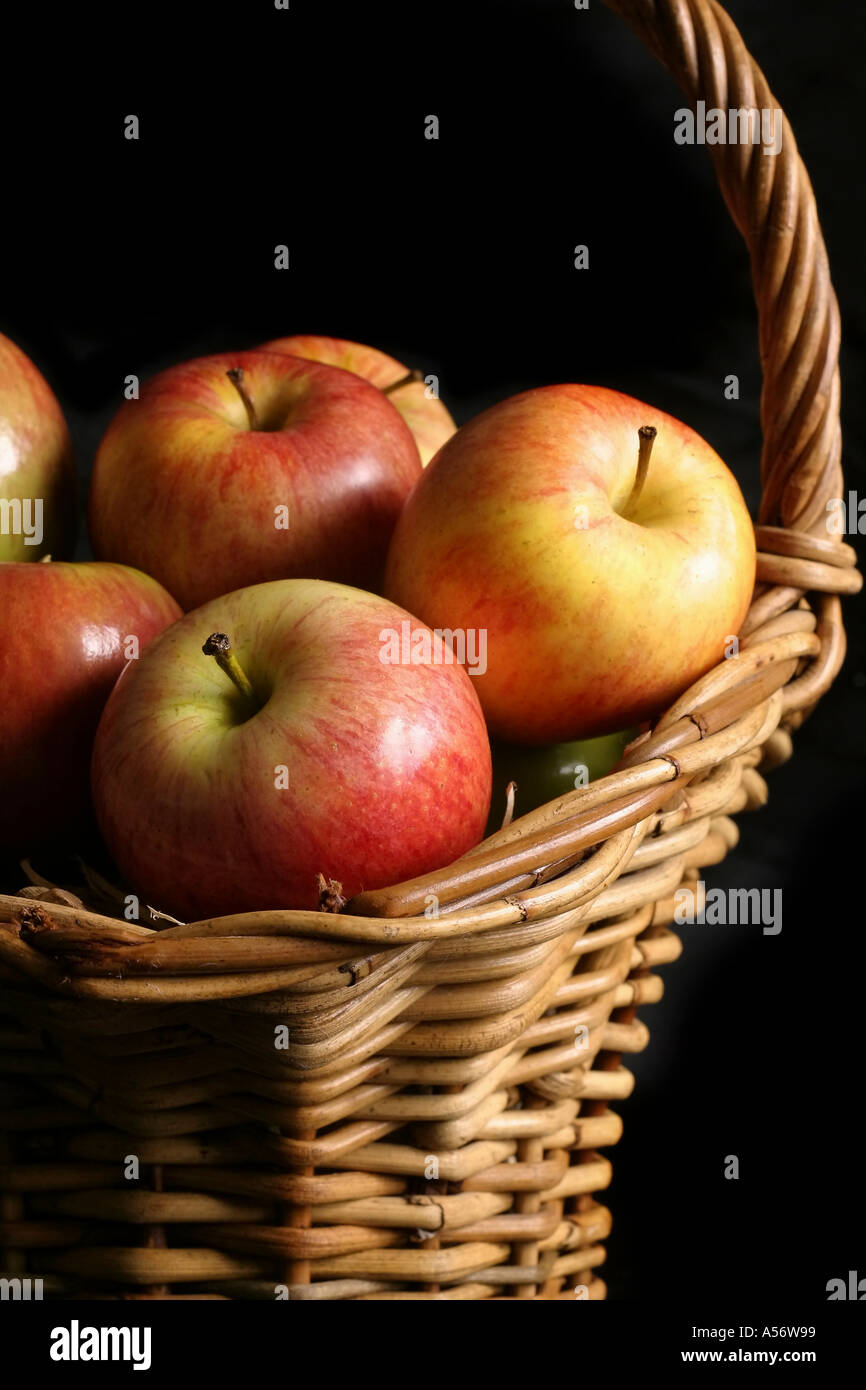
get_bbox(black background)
[2,0,865,1303]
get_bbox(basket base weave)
[1,752,768,1299]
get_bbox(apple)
[386,384,756,744]
[0,332,76,562]
[0,561,182,846]
[259,335,457,465]
[487,727,637,833]
[91,579,493,920]
[88,350,423,611]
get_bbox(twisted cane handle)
[605,0,844,544]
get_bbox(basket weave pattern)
[0,0,860,1299]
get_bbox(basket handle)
[605,0,844,550]
[344,3,860,926]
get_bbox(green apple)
[486,726,636,833]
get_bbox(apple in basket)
[386,384,756,743]
[91,579,493,921]
[487,726,638,833]
[88,350,423,611]
[259,334,457,466]
[0,331,77,562]
[0,561,182,846]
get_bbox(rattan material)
[0,0,860,1300]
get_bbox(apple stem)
[383,368,424,396]
[625,425,657,513]
[202,632,257,706]
[500,780,517,830]
[317,874,347,912]
[226,367,258,430]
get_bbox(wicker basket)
[0,0,861,1301]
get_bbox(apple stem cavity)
[625,425,657,514]
[226,367,259,430]
[383,368,424,396]
[202,632,258,707]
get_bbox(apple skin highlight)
[385,383,757,744]
[91,578,493,920]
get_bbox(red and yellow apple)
[0,561,181,845]
[386,384,756,744]
[260,335,456,465]
[88,350,423,610]
[0,332,76,561]
[91,579,493,920]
